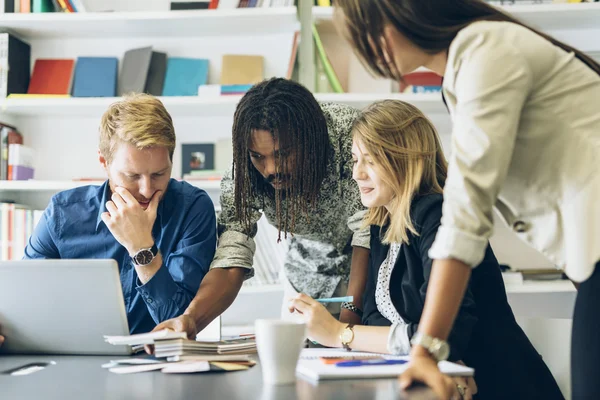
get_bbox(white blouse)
[429,21,600,282]
[376,243,411,355]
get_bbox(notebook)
[296,348,474,381]
[144,51,167,96]
[28,59,75,95]
[71,57,118,97]
[119,46,153,96]
[162,57,209,96]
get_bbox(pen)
[335,359,408,367]
[315,296,354,304]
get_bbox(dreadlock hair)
[232,78,331,240]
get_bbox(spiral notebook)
[296,348,474,381]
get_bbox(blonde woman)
[289,101,563,399]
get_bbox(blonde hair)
[352,100,447,244]
[99,93,175,163]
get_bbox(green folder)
[33,0,54,12]
[312,23,344,93]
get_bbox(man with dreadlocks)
[148,78,369,340]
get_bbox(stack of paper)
[104,329,187,346]
[154,337,257,358]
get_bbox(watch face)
[432,341,450,362]
[341,327,354,344]
[134,249,154,266]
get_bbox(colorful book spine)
[7,143,34,180]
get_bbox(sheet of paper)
[161,361,210,374]
[108,363,173,374]
[104,329,187,346]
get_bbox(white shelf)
[0,8,299,39]
[0,93,445,117]
[313,3,600,30]
[0,96,242,117]
[316,92,445,114]
[505,279,575,294]
[0,179,222,191]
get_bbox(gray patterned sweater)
[210,102,370,299]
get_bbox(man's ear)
[98,150,108,170]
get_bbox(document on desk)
[296,348,474,381]
[104,329,187,346]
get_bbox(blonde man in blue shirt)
[23,94,217,334]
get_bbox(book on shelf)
[220,54,264,95]
[144,52,168,97]
[72,57,118,98]
[119,46,153,96]
[0,123,22,180]
[28,59,75,95]
[162,57,210,97]
[0,202,44,261]
[170,0,214,10]
[0,32,31,98]
[32,0,55,13]
[399,70,442,94]
[7,143,35,181]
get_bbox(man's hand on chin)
[144,315,197,354]
[0,334,4,347]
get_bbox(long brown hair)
[353,100,447,244]
[335,0,600,80]
[232,78,330,238]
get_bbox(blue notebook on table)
[72,57,118,97]
[162,58,209,96]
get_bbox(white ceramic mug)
[255,319,307,385]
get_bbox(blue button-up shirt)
[24,179,217,334]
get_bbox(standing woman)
[335,1,600,399]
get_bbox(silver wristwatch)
[410,332,450,362]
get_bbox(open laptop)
[0,259,132,355]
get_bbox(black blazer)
[362,194,563,399]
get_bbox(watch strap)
[340,323,355,351]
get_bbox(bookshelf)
[0,8,299,38]
[0,96,242,117]
[0,92,445,117]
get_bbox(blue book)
[162,58,209,97]
[411,85,442,94]
[221,84,253,94]
[72,57,118,97]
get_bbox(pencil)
[315,295,354,304]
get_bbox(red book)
[400,71,442,92]
[28,59,75,95]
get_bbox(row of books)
[2,40,266,98]
[0,123,34,181]
[0,0,85,13]
[171,0,294,9]
[0,203,44,261]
